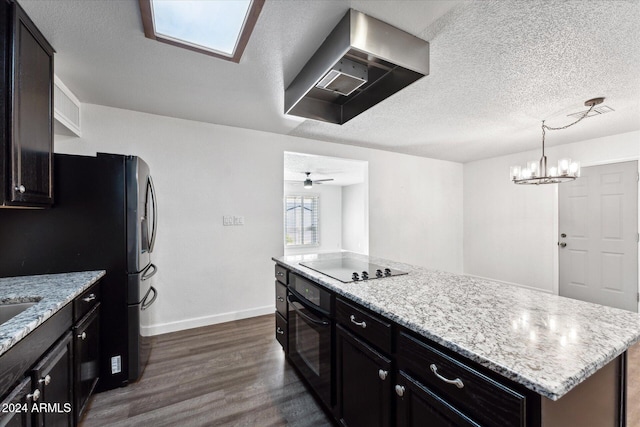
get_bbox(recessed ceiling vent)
[285,9,429,125]
[567,104,614,119]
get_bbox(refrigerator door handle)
[142,263,157,281]
[141,286,158,311]
[147,176,158,253]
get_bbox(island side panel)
[541,354,624,427]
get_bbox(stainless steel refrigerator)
[0,152,158,391]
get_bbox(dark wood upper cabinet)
[1,0,54,207]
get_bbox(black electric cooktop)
[300,258,407,283]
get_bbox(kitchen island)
[273,252,640,427]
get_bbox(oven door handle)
[287,295,330,327]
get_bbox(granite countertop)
[273,252,640,401]
[0,270,105,357]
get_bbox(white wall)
[55,103,464,335]
[342,183,369,254]
[283,182,342,255]
[464,131,640,293]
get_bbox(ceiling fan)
[300,172,334,188]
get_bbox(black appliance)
[0,153,158,391]
[300,258,407,283]
[287,273,333,408]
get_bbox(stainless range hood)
[285,9,429,125]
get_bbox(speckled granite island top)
[0,270,105,357]
[273,252,640,401]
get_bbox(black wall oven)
[287,273,333,408]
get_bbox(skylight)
[140,0,264,63]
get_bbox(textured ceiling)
[20,0,640,163]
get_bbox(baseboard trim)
[464,273,554,294]
[142,304,275,336]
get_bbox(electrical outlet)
[234,216,245,225]
[223,216,233,226]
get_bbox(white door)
[559,161,638,312]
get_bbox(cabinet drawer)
[275,281,287,318]
[275,312,288,353]
[74,281,100,322]
[336,298,391,353]
[275,264,288,285]
[398,332,526,427]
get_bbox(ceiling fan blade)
[313,179,334,183]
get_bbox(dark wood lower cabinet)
[336,324,392,427]
[0,377,36,427]
[395,371,480,427]
[31,332,73,427]
[73,304,100,424]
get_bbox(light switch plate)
[223,216,233,226]
[234,216,245,225]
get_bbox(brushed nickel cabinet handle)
[15,185,26,193]
[395,385,405,397]
[276,327,284,335]
[277,296,285,302]
[350,315,367,328]
[378,369,388,380]
[78,332,87,340]
[430,364,464,389]
[27,389,40,401]
[82,293,96,302]
[39,375,51,386]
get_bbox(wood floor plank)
[79,314,332,427]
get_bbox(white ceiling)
[284,152,367,187]
[21,0,640,163]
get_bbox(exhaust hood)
[285,9,429,125]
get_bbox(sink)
[0,302,38,325]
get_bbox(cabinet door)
[396,371,480,427]
[0,377,35,427]
[31,333,73,427]
[9,3,54,206]
[74,304,100,424]
[336,324,391,427]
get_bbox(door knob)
[558,242,567,248]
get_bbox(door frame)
[554,156,640,311]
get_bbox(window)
[139,0,265,62]
[285,195,319,246]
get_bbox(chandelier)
[510,98,604,185]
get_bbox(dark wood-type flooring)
[80,314,640,427]
[79,314,331,426]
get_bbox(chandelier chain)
[540,103,596,157]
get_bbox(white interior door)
[559,161,638,312]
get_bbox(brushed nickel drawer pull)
[430,364,464,389]
[350,315,367,328]
[39,375,51,386]
[378,369,388,380]
[277,296,285,302]
[82,293,96,303]
[27,389,40,401]
[276,271,284,277]
[395,385,405,397]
